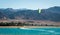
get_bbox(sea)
[0,27,60,35]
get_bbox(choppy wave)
[19,27,46,31]
[0,28,60,35]
[19,27,29,29]
[19,27,60,34]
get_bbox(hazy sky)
[0,0,60,9]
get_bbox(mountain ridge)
[0,6,60,22]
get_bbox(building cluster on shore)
[0,22,59,26]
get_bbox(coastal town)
[0,19,60,26]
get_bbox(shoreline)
[0,26,60,28]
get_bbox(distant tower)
[38,8,41,13]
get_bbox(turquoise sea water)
[0,28,60,35]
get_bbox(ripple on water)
[0,28,60,35]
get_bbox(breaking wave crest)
[19,27,46,31]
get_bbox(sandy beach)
[0,26,60,28]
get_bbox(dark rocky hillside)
[0,6,60,22]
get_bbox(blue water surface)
[0,27,60,35]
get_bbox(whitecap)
[19,27,46,32]
[48,30,55,33]
[19,27,29,30]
